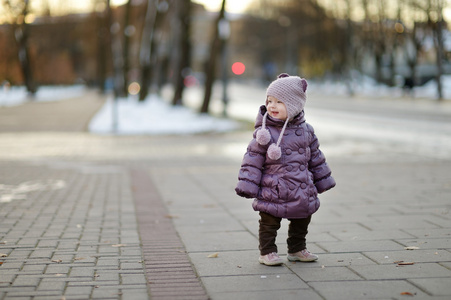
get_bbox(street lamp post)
[218,17,230,117]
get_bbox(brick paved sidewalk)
[0,88,450,300]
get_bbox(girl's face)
[266,96,287,121]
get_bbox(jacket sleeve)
[235,136,267,199]
[308,130,336,194]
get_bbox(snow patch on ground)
[88,94,240,135]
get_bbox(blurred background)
[1,0,450,114]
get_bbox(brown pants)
[258,211,311,256]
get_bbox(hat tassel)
[256,112,288,160]
[256,112,271,145]
[267,118,288,160]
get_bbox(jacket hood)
[254,105,305,129]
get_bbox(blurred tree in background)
[200,0,226,113]
[170,0,192,106]
[96,0,113,94]
[3,0,37,95]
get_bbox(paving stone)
[30,249,54,259]
[73,256,96,264]
[120,248,142,256]
[0,261,24,270]
[180,230,257,252]
[45,264,71,274]
[69,267,95,277]
[317,240,405,253]
[95,258,119,267]
[202,273,309,293]
[98,246,120,254]
[119,288,150,300]
[350,263,451,280]
[65,286,93,295]
[394,237,451,250]
[0,274,14,285]
[121,262,145,269]
[51,254,74,262]
[76,245,97,253]
[401,230,451,249]
[289,265,363,281]
[296,252,376,267]
[120,273,147,285]
[7,249,32,259]
[328,228,416,241]
[37,240,58,248]
[37,279,65,292]
[17,238,39,246]
[91,287,123,298]
[363,249,451,264]
[309,280,429,299]
[21,264,47,273]
[409,278,451,296]
[208,289,323,300]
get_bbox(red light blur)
[232,62,245,75]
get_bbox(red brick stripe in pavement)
[130,168,210,300]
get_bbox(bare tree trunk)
[12,0,37,95]
[111,26,124,98]
[344,0,355,96]
[433,17,444,100]
[410,22,423,87]
[16,26,36,95]
[139,0,158,101]
[122,0,133,96]
[97,0,113,93]
[411,0,445,100]
[200,0,226,114]
[172,0,192,106]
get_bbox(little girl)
[235,73,336,266]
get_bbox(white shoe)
[258,252,283,266]
[287,249,318,262]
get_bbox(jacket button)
[289,184,295,190]
[286,149,292,155]
[296,129,303,136]
[298,148,304,154]
[300,165,306,171]
[301,183,307,189]
[286,165,293,172]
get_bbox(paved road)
[0,85,450,299]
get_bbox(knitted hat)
[256,73,308,160]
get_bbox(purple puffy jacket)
[235,105,336,219]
